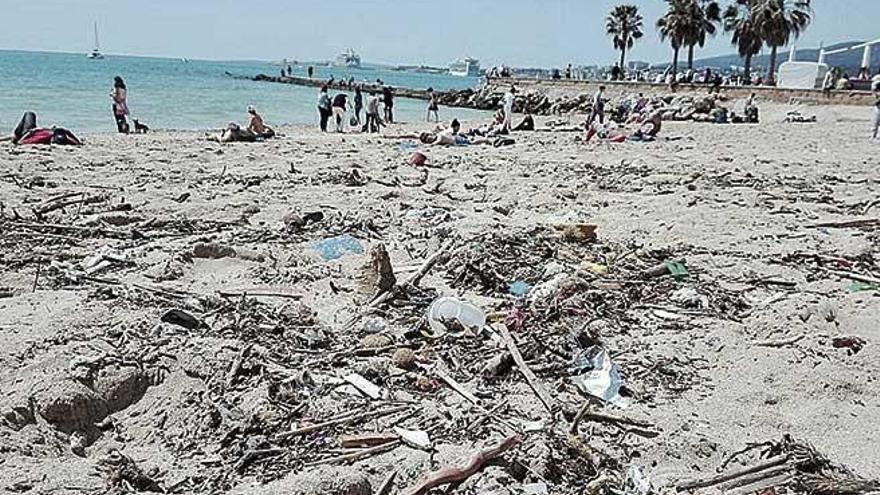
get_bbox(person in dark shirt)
[382,86,394,123]
[353,85,363,125]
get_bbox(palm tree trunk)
[767,45,778,84]
[688,45,695,70]
[619,46,627,78]
[672,47,680,80]
[744,53,752,84]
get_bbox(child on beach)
[427,88,439,122]
[317,86,332,132]
[111,76,130,134]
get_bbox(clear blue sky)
[1,0,877,66]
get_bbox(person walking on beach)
[308,66,314,79]
[317,85,332,132]
[502,86,516,131]
[353,85,363,125]
[332,92,348,133]
[111,76,130,134]
[427,88,439,122]
[586,85,606,127]
[364,92,381,133]
[382,86,394,124]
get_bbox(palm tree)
[753,0,812,83]
[723,0,763,83]
[657,0,689,79]
[606,5,644,77]
[684,0,722,70]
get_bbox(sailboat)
[88,22,104,59]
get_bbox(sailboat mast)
[94,22,100,51]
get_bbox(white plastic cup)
[427,297,486,333]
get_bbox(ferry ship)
[449,57,480,77]
[335,49,362,68]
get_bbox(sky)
[1,0,877,67]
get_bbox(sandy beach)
[1,102,879,494]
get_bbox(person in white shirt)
[364,92,382,133]
[502,86,516,131]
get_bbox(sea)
[0,50,487,134]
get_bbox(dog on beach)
[133,119,149,133]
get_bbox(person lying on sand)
[2,112,82,145]
[585,110,662,143]
[211,122,256,143]
[246,105,275,139]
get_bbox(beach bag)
[17,128,54,145]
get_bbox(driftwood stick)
[35,194,106,216]
[806,218,880,229]
[234,448,285,472]
[275,405,410,440]
[570,402,654,435]
[217,289,303,299]
[376,471,397,495]
[753,334,805,348]
[676,454,790,491]
[401,436,522,495]
[828,270,880,285]
[492,323,554,415]
[304,440,401,467]
[434,369,480,405]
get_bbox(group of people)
[317,84,395,133]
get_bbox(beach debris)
[831,336,866,354]
[508,280,531,296]
[81,245,128,275]
[570,346,626,405]
[677,435,880,495]
[192,242,265,262]
[362,243,396,298]
[338,433,399,449]
[400,435,521,495]
[394,427,432,451]
[391,348,417,370]
[642,258,688,279]
[554,223,598,242]
[496,323,555,414]
[160,309,205,330]
[408,151,427,167]
[97,449,163,493]
[343,373,382,400]
[283,210,324,231]
[427,296,486,334]
[313,234,365,261]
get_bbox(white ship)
[334,49,361,68]
[449,57,480,77]
[88,22,104,59]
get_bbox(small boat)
[88,22,104,59]
[334,49,361,68]
[449,57,480,77]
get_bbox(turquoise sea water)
[0,50,486,134]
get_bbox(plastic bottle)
[427,297,486,334]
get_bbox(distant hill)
[657,41,879,74]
